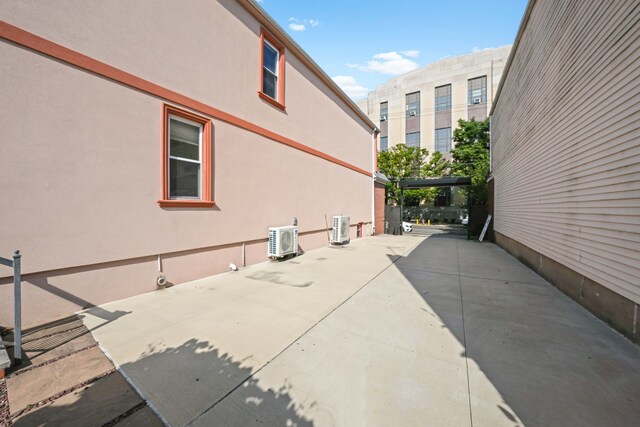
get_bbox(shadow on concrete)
[393,235,640,426]
[12,338,314,426]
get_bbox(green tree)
[450,118,490,205]
[378,144,448,206]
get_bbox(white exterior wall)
[360,47,511,153]
[491,0,640,304]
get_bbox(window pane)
[435,85,451,111]
[263,42,278,74]
[263,69,277,99]
[170,119,200,161]
[170,158,200,198]
[380,102,388,117]
[468,76,487,104]
[406,132,420,147]
[405,92,420,117]
[380,136,388,151]
[435,127,451,152]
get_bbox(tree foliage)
[450,118,490,205]
[378,144,448,206]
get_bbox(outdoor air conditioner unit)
[381,115,387,121]
[472,97,482,104]
[268,226,298,258]
[332,216,350,245]
[409,110,417,116]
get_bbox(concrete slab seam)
[7,344,98,379]
[9,369,116,420]
[184,237,427,427]
[89,339,170,427]
[398,266,544,287]
[455,239,474,427]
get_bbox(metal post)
[13,250,21,364]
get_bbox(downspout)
[371,129,380,235]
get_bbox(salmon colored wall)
[0,1,375,325]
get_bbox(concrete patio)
[78,234,640,427]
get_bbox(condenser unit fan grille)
[280,230,293,253]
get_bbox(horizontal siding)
[492,0,640,304]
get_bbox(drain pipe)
[156,254,167,287]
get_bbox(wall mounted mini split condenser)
[268,226,298,258]
[332,215,350,245]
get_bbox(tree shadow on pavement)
[13,338,315,426]
[394,234,640,427]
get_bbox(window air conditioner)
[472,97,482,104]
[409,110,417,116]
[381,115,387,121]
[268,226,298,258]
[332,216,350,245]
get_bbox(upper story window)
[406,132,420,148]
[380,136,388,151]
[435,84,452,111]
[405,92,420,117]
[259,29,285,109]
[435,127,452,153]
[158,105,213,208]
[380,102,388,122]
[468,76,487,105]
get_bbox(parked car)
[402,222,413,232]
[461,215,469,225]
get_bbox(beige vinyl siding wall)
[491,0,640,304]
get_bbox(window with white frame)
[168,115,202,199]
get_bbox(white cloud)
[351,51,419,75]
[332,75,369,99]
[288,23,306,31]
[402,50,420,58]
[288,17,320,32]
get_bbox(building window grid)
[405,132,420,148]
[435,84,452,111]
[468,76,487,105]
[435,127,451,153]
[405,92,420,117]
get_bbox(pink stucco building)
[0,0,380,326]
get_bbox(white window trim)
[168,114,203,200]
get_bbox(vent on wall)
[332,216,350,245]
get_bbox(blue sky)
[256,0,528,99]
